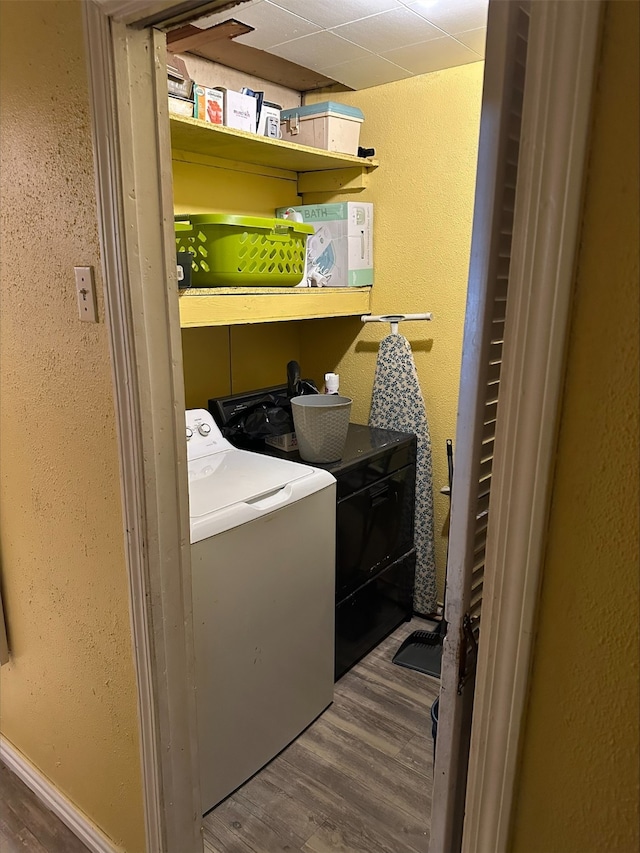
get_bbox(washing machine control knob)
[186,427,193,441]
[198,423,212,436]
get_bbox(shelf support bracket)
[297,166,372,195]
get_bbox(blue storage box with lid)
[279,101,365,156]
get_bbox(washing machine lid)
[186,408,335,542]
[188,448,315,518]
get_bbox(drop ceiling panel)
[455,27,487,56]
[331,7,442,54]
[322,54,412,90]
[216,1,320,49]
[406,0,488,34]
[270,0,399,29]
[270,30,371,70]
[189,0,488,90]
[383,35,480,76]
[192,0,262,30]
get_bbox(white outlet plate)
[74,266,98,323]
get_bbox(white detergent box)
[221,88,257,132]
[276,202,373,288]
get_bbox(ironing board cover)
[369,333,437,614]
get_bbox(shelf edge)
[169,115,379,175]
[178,287,372,327]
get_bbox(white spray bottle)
[324,373,339,395]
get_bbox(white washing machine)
[186,409,336,814]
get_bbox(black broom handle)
[437,439,454,638]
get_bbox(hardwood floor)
[0,619,439,853]
[0,760,90,853]
[203,617,440,853]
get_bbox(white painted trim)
[462,3,603,852]
[82,8,164,850]
[83,5,202,853]
[0,739,119,853]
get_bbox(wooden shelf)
[179,287,372,328]
[172,117,377,327]
[170,115,378,190]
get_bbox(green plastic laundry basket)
[175,213,313,287]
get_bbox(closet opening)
[81,0,605,849]
[166,2,487,851]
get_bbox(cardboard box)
[167,54,193,100]
[258,101,281,137]
[265,432,298,452]
[276,202,373,288]
[194,86,224,125]
[280,101,364,155]
[221,89,256,132]
[168,95,193,118]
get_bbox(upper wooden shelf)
[171,116,377,326]
[179,286,372,328]
[169,115,378,180]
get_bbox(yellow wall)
[175,63,484,597]
[510,3,639,851]
[301,65,484,594]
[173,156,299,217]
[0,3,145,851]
[175,152,306,406]
[181,322,305,408]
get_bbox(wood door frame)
[461,2,603,851]
[429,3,529,850]
[82,0,603,852]
[83,4,202,852]
[94,0,238,28]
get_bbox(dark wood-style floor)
[0,760,90,853]
[203,617,440,853]
[0,619,439,853]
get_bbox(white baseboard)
[0,738,119,853]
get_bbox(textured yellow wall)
[175,152,305,407]
[172,157,299,217]
[176,66,484,595]
[510,3,639,851]
[182,326,232,408]
[181,323,304,409]
[301,65,484,595]
[0,3,145,851]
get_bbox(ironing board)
[369,333,437,614]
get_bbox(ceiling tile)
[383,35,481,75]
[269,30,371,69]
[191,0,263,30]
[331,7,442,54]
[230,1,321,49]
[454,27,487,56]
[322,54,412,89]
[269,0,399,29]
[406,0,488,35]
[190,0,487,91]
